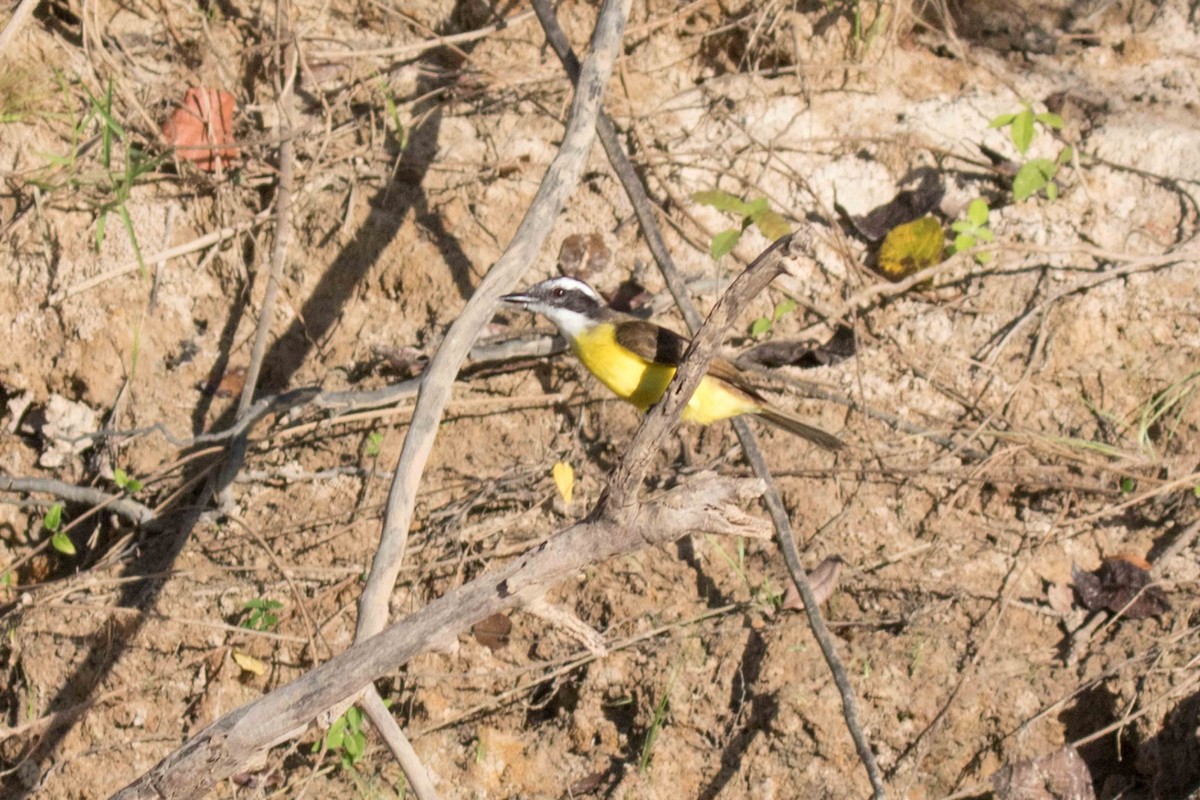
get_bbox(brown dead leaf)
[605,279,652,315]
[208,366,247,399]
[557,233,610,283]
[737,326,856,370]
[163,88,239,171]
[1072,558,1169,619]
[472,613,513,651]
[992,744,1096,800]
[782,556,845,612]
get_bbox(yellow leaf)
[876,216,944,279]
[552,461,574,504]
[232,650,266,676]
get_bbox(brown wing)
[615,319,765,402]
[707,357,766,402]
[614,320,688,365]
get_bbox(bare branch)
[109,474,763,799]
[355,0,633,643]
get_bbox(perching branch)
[355,0,633,643]
[532,4,886,795]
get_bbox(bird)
[500,276,843,450]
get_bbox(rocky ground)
[1,0,1198,797]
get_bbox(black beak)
[500,291,532,307]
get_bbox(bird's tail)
[756,406,844,451]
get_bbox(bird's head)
[501,276,606,338]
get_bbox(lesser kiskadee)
[501,277,843,450]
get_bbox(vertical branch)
[531,4,886,796]
[355,0,634,642]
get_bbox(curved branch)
[355,0,633,642]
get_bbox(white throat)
[540,306,595,339]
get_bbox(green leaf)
[51,531,76,556]
[1045,181,1058,201]
[1057,145,1074,165]
[1011,107,1035,155]
[750,317,772,336]
[743,197,769,217]
[1119,476,1135,493]
[710,229,741,260]
[1013,159,1054,202]
[118,204,147,278]
[94,208,108,252]
[976,227,995,243]
[967,198,990,226]
[344,730,365,760]
[949,220,972,234]
[750,208,792,241]
[114,467,142,492]
[1036,111,1064,129]
[346,706,362,729]
[953,232,976,253]
[773,298,798,320]
[988,113,1016,128]
[43,502,64,531]
[691,190,751,216]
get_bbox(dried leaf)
[210,366,247,398]
[557,233,611,282]
[471,613,513,652]
[992,744,1096,800]
[782,556,845,612]
[876,216,945,279]
[738,326,856,370]
[843,170,944,242]
[605,280,651,314]
[163,88,239,172]
[232,650,265,676]
[567,771,611,796]
[553,461,574,504]
[1072,558,1169,619]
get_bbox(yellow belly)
[570,325,759,425]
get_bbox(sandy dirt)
[1,0,1198,798]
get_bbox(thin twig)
[362,690,439,799]
[531,4,885,794]
[50,213,270,304]
[0,475,153,525]
[0,689,125,743]
[308,9,534,60]
[238,43,295,422]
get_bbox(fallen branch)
[109,475,765,799]
[0,475,153,526]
